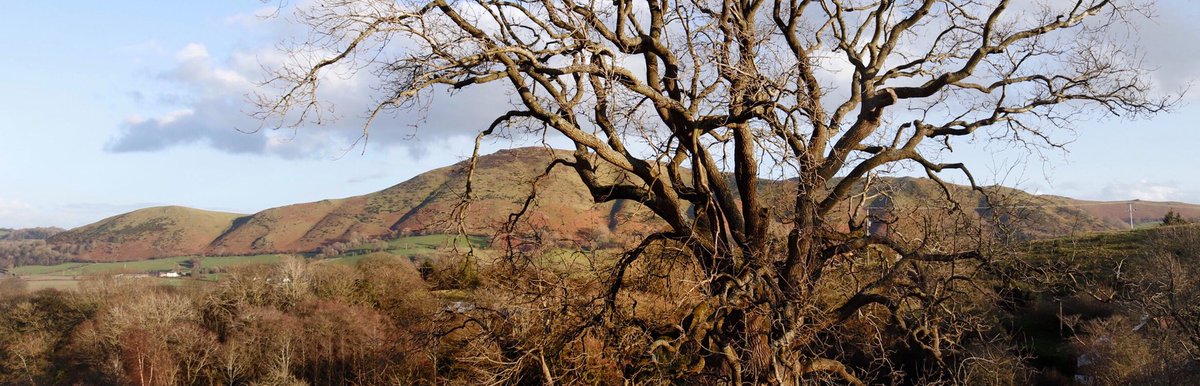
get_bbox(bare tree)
[1125,226,1200,360]
[260,0,1169,383]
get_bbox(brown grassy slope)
[206,199,345,255]
[836,178,1200,239]
[755,177,1118,242]
[384,147,660,238]
[48,206,244,261]
[1066,199,1200,227]
[205,147,660,256]
[207,161,460,255]
[862,178,1116,240]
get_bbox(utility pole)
[1128,202,1135,229]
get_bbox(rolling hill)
[45,147,1200,262]
[52,148,660,261]
[205,147,658,257]
[0,227,63,241]
[47,206,245,261]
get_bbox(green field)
[330,234,491,265]
[11,262,92,275]
[1019,224,1183,263]
[382,234,489,253]
[10,254,288,276]
[8,254,289,291]
[7,234,492,289]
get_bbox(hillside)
[45,147,1200,262]
[860,178,1126,240]
[206,147,659,257]
[48,206,244,261]
[0,227,63,241]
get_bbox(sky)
[1,1,1199,229]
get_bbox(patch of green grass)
[11,262,89,275]
[198,254,287,269]
[11,257,190,276]
[1019,225,1175,264]
[1016,223,1200,286]
[386,234,488,250]
[538,248,619,278]
[342,234,491,259]
[324,252,387,266]
[13,235,488,278]
[11,254,288,277]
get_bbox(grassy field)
[330,234,491,266]
[382,234,489,254]
[16,275,203,291]
[9,254,289,291]
[11,262,92,275]
[1016,224,1198,271]
[7,234,490,289]
[10,254,288,276]
[540,248,614,275]
[20,275,84,291]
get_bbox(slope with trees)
[0,228,68,269]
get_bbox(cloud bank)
[107,2,1200,160]
[107,14,512,159]
[1100,180,1200,203]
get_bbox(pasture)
[6,234,487,289]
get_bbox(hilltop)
[47,206,244,261]
[44,147,1200,262]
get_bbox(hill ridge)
[46,147,1200,262]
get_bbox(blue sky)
[1,1,1199,228]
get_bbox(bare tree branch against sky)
[0,1,1198,228]
[252,0,1180,382]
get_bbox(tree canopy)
[261,0,1170,383]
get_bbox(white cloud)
[108,14,514,159]
[158,109,193,125]
[224,5,283,27]
[0,198,34,220]
[1100,180,1199,202]
[0,199,142,229]
[109,1,1200,162]
[175,43,209,61]
[0,199,86,229]
[1137,2,1200,97]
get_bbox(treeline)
[0,253,445,385]
[0,227,64,241]
[3,227,1200,384]
[0,240,76,269]
[0,227,72,269]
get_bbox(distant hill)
[205,147,658,257]
[44,147,1200,262]
[1,227,69,268]
[48,206,244,261]
[1068,198,1200,228]
[0,227,64,241]
[857,178,1200,239]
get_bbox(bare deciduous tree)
[260,0,1169,383]
[1125,226,1200,360]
